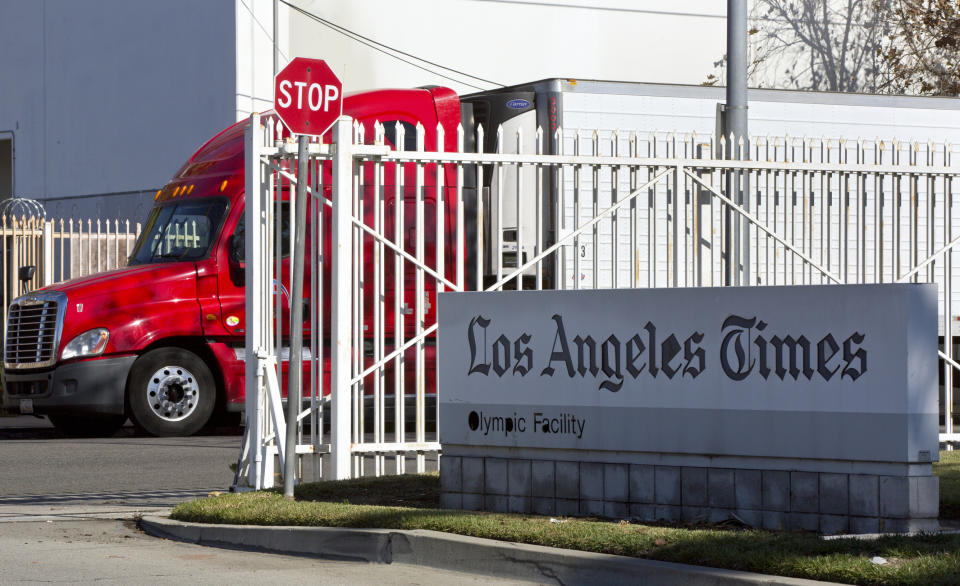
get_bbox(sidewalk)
[140,516,840,586]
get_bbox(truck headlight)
[61,328,110,361]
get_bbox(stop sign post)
[275,58,343,497]
[274,58,342,137]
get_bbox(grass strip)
[172,457,960,586]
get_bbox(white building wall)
[0,0,717,222]
[1,0,898,225]
[286,0,726,96]
[236,0,290,120]
[0,0,239,221]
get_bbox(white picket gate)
[238,113,960,490]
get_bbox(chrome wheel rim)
[146,365,199,422]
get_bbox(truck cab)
[2,86,462,437]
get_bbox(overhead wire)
[279,0,504,90]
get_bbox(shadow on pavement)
[0,415,242,440]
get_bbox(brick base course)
[441,456,939,534]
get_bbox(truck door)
[216,199,296,340]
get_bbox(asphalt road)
[0,415,438,508]
[0,416,240,500]
[0,417,514,584]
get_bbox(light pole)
[724,0,749,286]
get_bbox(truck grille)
[4,292,66,369]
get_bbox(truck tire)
[48,414,126,437]
[127,348,216,437]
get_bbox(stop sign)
[274,58,342,136]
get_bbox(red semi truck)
[1,85,478,437]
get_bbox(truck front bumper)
[3,355,137,416]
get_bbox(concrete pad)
[508,460,531,497]
[556,461,579,499]
[531,460,555,498]
[735,470,762,510]
[655,466,681,505]
[484,458,508,496]
[604,464,628,502]
[682,467,707,507]
[762,471,789,512]
[580,462,603,501]
[849,475,879,517]
[629,464,655,504]
[790,472,819,514]
[819,474,848,516]
[440,456,462,493]
[461,458,484,494]
[708,469,735,509]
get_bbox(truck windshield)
[128,199,228,265]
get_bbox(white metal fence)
[240,113,960,490]
[0,216,142,333]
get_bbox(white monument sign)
[437,284,940,533]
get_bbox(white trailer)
[464,79,960,333]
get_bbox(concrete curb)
[140,516,838,585]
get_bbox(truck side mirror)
[229,235,245,264]
[18,265,36,295]
[227,236,245,287]
[18,265,35,284]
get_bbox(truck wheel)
[128,348,216,437]
[48,414,126,437]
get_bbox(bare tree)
[706,0,883,93]
[875,0,960,95]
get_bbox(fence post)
[8,219,18,300]
[331,116,354,480]
[41,221,53,287]
[243,112,265,489]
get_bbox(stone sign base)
[439,454,939,534]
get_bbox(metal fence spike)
[395,121,406,151]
